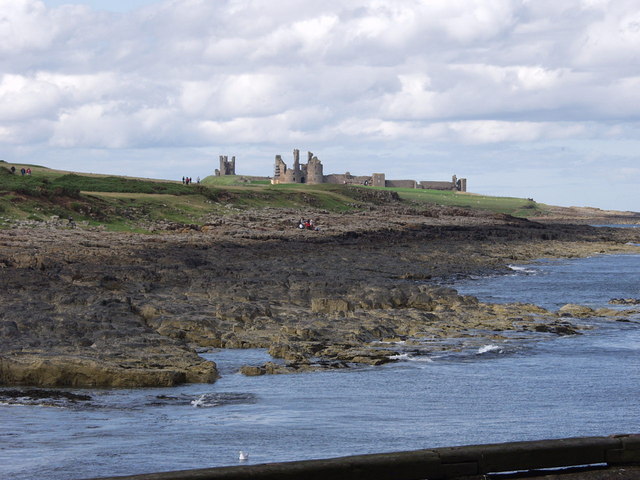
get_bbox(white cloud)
[257,14,339,59]
[0,0,56,53]
[427,0,518,43]
[1,0,640,210]
[51,103,130,148]
[179,74,287,118]
[0,74,61,121]
[451,64,568,92]
[448,121,558,144]
[573,2,640,69]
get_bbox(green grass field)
[392,187,543,217]
[0,160,550,230]
[201,175,270,186]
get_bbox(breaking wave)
[389,353,434,362]
[190,392,258,408]
[476,345,503,355]
[507,265,537,274]
[145,392,258,408]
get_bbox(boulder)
[534,322,580,335]
[558,304,595,317]
[311,298,352,314]
[609,298,640,305]
[240,365,266,376]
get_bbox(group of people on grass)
[181,176,200,185]
[9,166,31,175]
[298,218,319,231]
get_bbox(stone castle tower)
[273,149,323,184]
[306,151,323,184]
[215,155,236,176]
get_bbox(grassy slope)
[393,188,543,217]
[0,161,551,231]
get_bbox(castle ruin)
[215,155,236,176]
[271,149,467,192]
[273,149,324,184]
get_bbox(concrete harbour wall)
[84,434,640,480]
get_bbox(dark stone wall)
[419,181,456,190]
[385,180,417,188]
[323,174,373,185]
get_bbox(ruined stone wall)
[216,156,236,176]
[273,155,286,182]
[372,173,385,187]
[419,181,456,191]
[289,149,304,183]
[322,174,344,184]
[385,180,417,189]
[323,174,373,186]
[270,148,467,190]
[273,149,323,184]
[282,169,296,183]
[306,154,324,184]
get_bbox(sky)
[1,0,639,211]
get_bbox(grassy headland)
[2,161,640,388]
[0,160,634,231]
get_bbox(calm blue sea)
[1,253,639,480]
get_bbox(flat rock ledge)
[0,353,217,388]
[1,207,639,387]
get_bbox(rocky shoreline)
[1,205,639,387]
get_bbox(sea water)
[1,254,639,480]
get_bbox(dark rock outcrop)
[1,206,638,386]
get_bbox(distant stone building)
[215,155,236,176]
[271,149,467,192]
[273,149,324,184]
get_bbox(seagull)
[238,451,249,461]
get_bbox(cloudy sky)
[2,0,639,211]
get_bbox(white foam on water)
[389,353,434,362]
[477,345,503,355]
[189,392,257,408]
[0,401,26,407]
[507,265,537,274]
[0,397,79,408]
